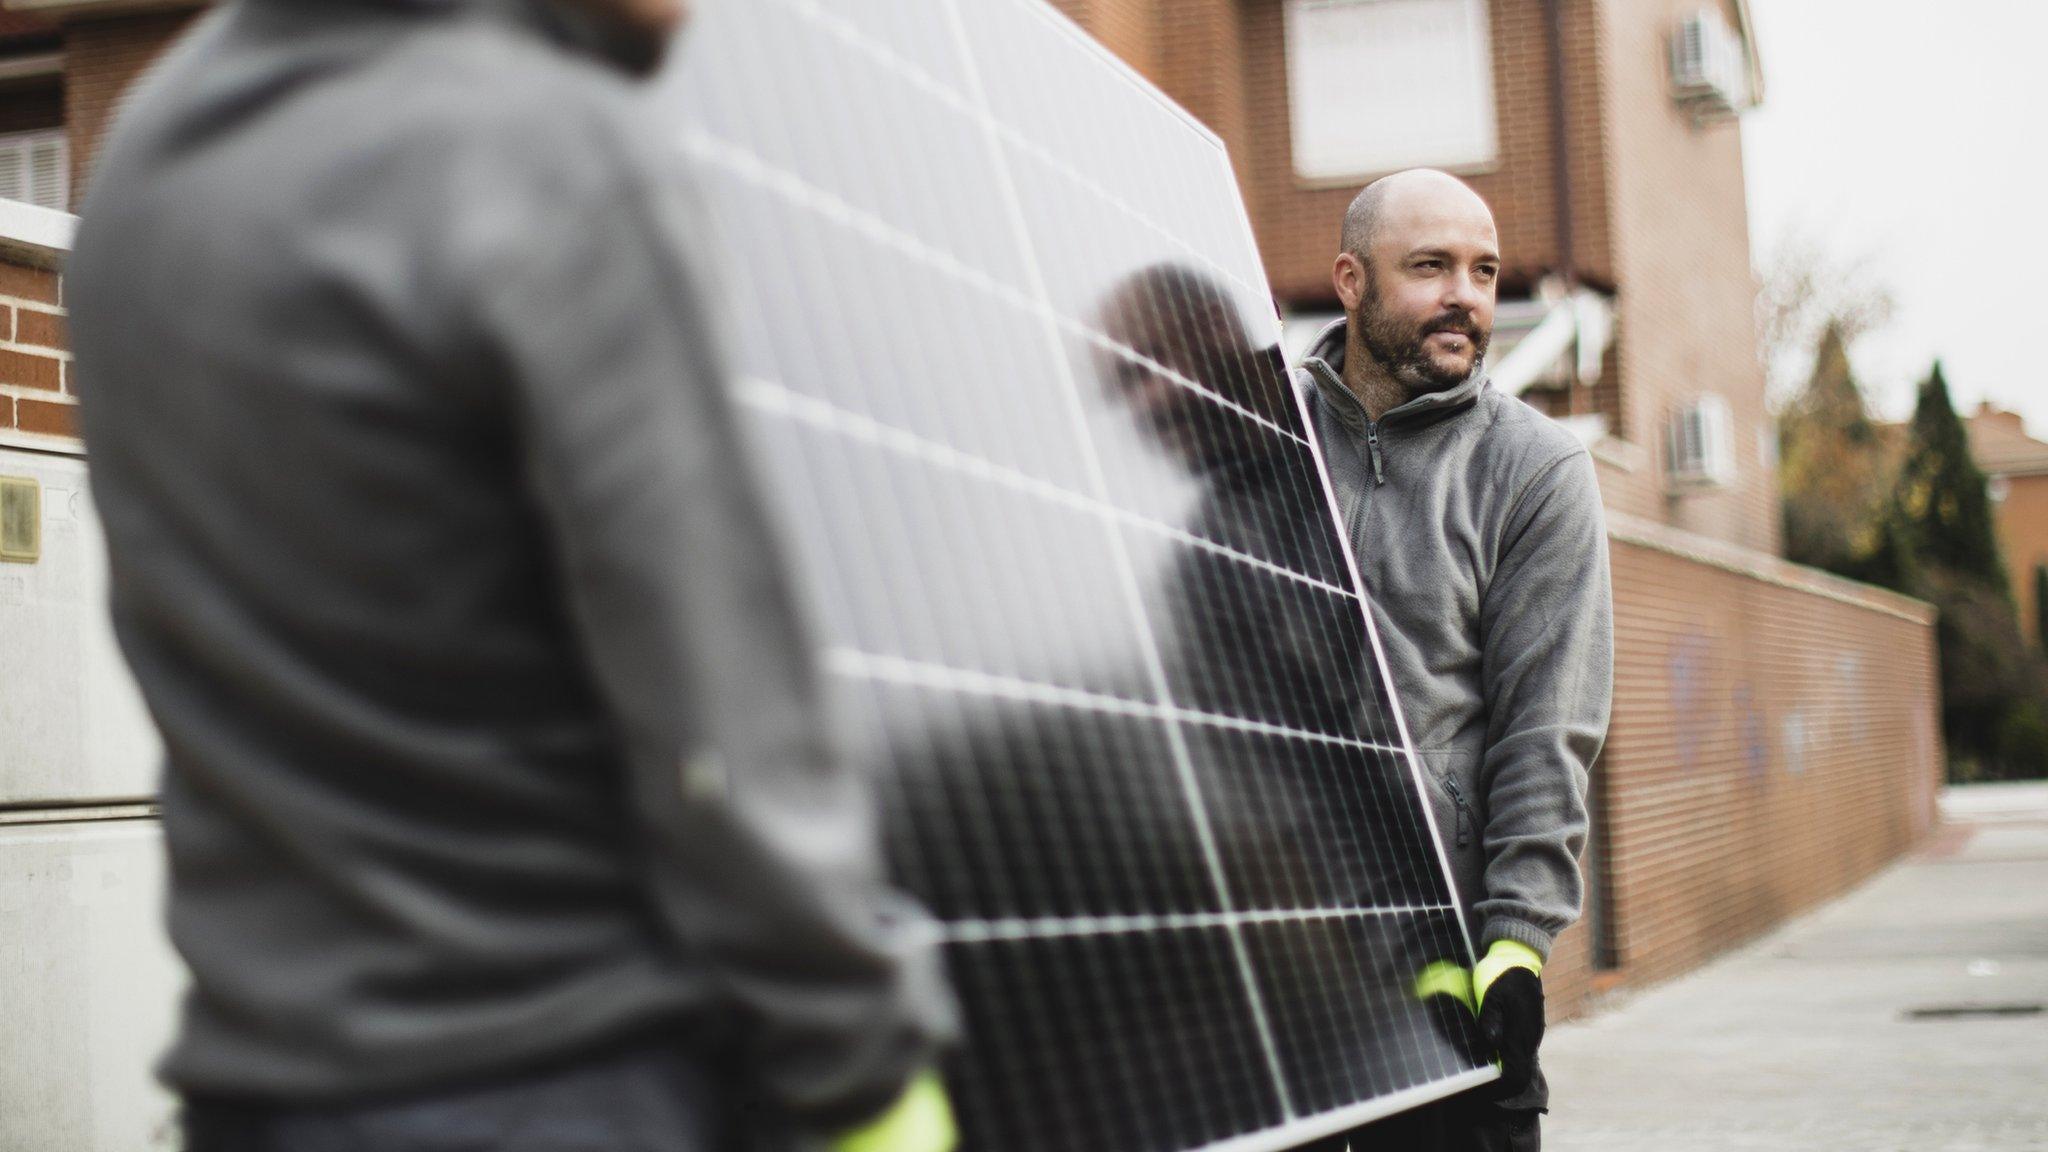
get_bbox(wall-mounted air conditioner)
[1669,8,1751,121]
[1667,394,1736,490]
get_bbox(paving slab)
[1542,782,2048,1152]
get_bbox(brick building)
[0,1,1945,1142]
[1967,403,2048,649]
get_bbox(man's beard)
[1356,273,1490,393]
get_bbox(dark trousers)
[181,1037,730,1152]
[1301,1065,1546,1152]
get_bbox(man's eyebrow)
[1403,245,1504,264]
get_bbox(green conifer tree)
[1891,363,2038,778]
[1893,363,2007,588]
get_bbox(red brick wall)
[1538,516,1942,1018]
[63,9,198,209]
[0,252,76,448]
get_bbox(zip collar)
[1298,316,1490,486]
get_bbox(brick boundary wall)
[1541,513,1943,1019]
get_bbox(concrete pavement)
[1542,782,2048,1151]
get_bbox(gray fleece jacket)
[67,0,950,1125]
[1294,320,1613,960]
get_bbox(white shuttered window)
[0,130,69,211]
[1283,0,1498,182]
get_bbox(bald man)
[1294,170,1613,1151]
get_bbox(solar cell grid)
[658,1,1495,1147]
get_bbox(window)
[0,130,68,212]
[1282,0,1498,183]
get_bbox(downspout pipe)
[1544,0,1574,285]
[1543,0,1579,414]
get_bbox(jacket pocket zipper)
[1443,776,1473,849]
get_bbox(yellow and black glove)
[1473,940,1545,1098]
[830,1071,957,1152]
[1412,940,1545,1096]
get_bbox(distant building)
[1966,403,2048,648]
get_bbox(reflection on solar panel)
[657,2,1493,1148]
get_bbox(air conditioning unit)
[1669,8,1751,120]
[1667,394,1736,490]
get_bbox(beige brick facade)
[1593,0,1778,554]
[1967,406,2048,649]
[2001,475,2048,648]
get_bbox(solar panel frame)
[656,1,1497,1146]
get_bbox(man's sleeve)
[472,152,955,1129]
[1475,448,1614,958]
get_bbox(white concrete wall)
[2,439,181,1149]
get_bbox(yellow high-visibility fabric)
[833,1072,957,1152]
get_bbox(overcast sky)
[1741,0,2046,437]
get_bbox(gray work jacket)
[66,0,951,1125]
[1293,319,1613,959]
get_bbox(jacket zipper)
[1443,776,1473,849]
[1364,419,1387,486]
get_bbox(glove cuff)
[831,1071,957,1152]
[1473,939,1544,1011]
[1479,917,1557,959]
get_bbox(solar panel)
[654,2,1495,1147]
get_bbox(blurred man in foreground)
[66,0,954,1149]
[1295,170,1613,1151]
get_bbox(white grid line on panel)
[823,648,1408,758]
[734,376,1358,603]
[937,903,1460,944]
[939,0,1297,1114]
[677,126,1308,452]
[764,0,1261,303]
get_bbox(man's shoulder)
[376,30,662,195]
[1475,384,1591,483]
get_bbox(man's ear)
[1333,252,1366,313]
